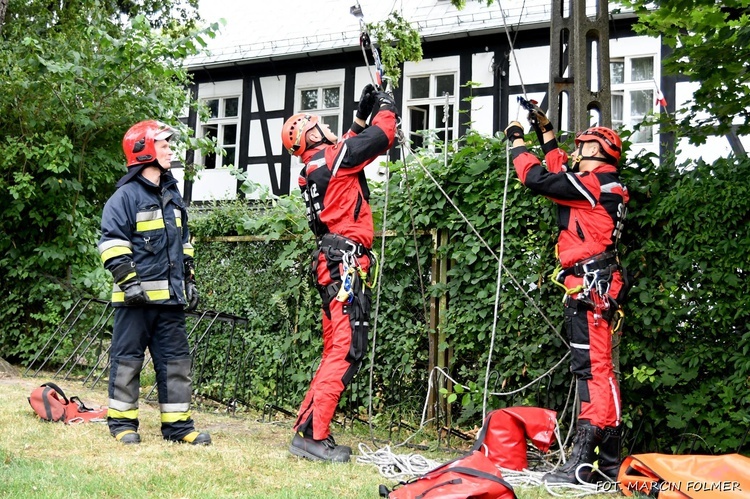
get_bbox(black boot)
[289,432,352,463]
[543,420,600,485]
[591,425,621,483]
[324,434,352,455]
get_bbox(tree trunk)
[0,0,8,36]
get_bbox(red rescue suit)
[294,108,397,441]
[511,144,629,429]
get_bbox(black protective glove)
[371,91,398,118]
[356,84,377,120]
[184,261,199,312]
[185,281,199,312]
[527,105,553,134]
[527,103,554,145]
[503,121,525,143]
[121,281,149,306]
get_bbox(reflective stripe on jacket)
[98,172,193,306]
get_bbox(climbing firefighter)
[503,107,630,484]
[281,84,398,463]
[97,120,210,445]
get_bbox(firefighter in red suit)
[280,84,398,462]
[504,107,630,484]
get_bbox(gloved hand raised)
[356,84,377,120]
[503,121,525,143]
[373,91,397,114]
[121,281,149,306]
[527,103,554,134]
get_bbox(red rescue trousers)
[564,271,625,428]
[294,246,371,441]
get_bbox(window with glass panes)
[610,56,655,143]
[299,86,341,136]
[406,73,456,149]
[200,96,240,169]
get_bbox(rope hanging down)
[348,1,589,490]
[352,0,571,428]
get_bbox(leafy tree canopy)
[617,0,750,145]
[0,0,219,361]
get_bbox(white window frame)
[611,55,657,145]
[297,85,343,136]
[404,72,459,150]
[198,95,241,169]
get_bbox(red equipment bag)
[471,406,558,470]
[618,453,750,498]
[382,449,516,499]
[28,382,107,424]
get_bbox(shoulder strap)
[445,467,514,491]
[41,382,69,404]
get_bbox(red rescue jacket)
[298,110,397,248]
[511,145,629,267]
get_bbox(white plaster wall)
[243,163,291,199]
[190,169,238,201]
[508,46,549,86]
[404,55,460,78]
[609,36,661,61]
[472,51,495,88]
[355,65,376,95]
[253,75,286,112]
[198,80,243,98]
[249,117,284,157]
[170,167,186,196]
[470,95,494,136]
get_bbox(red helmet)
[281,113,320,157]
[122,120,175,167]
[575,126,622,165]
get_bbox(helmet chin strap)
[571,142,611,171]
[307,123,335,150]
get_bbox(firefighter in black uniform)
[98,120,209,445]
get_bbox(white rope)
[481,147,511,421]
[367,153,390,438]
[355,443,443,481]
[399,140,567,346]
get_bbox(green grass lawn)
[0,374,613,498]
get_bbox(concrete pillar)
[549,0,612,133]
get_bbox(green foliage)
[0,1,218,363]
[616,0,750,145]
[366,12,423,87]
[618,151,750,454]
[190,194,432,414]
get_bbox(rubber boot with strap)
[591,425,621,483]
[543,419,600,485]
